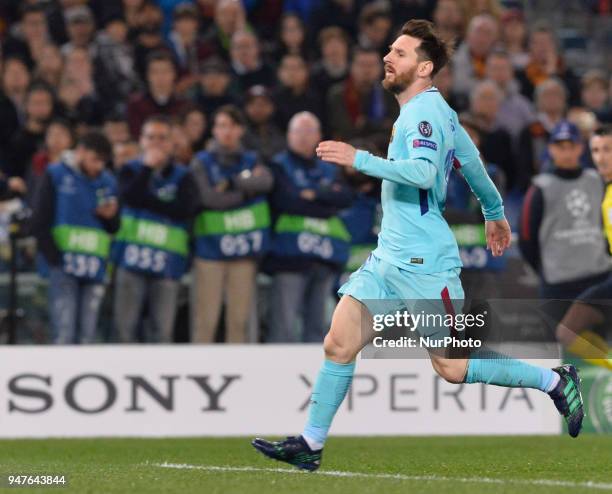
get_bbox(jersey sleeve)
[402,114,444,168]
[454,123,505,221]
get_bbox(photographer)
[30,132,118,344]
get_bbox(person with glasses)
[113,114,201,342]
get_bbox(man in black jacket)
[113,115,201,342]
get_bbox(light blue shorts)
[338,254,465,339]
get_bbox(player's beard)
[382,65,417,94]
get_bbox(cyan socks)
[302,359,355,450]
[465,349,559,392]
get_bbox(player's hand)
[485,218,511,257]
[316,141,356,167]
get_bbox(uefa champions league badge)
[418,121,433,137]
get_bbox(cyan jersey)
[354,87,504,274]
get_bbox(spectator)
[132,2,169,81]
[433,63,468,112]
[273,54,323,130]
[123,0,148,35]
[459,0,504,24]
[31,119,75,179]
[516,78,568,190]
[266,112,352,342]
[243,85,285,162]
[103,114,132,146]
[485,50,535,145]
[432,0,465,46]
[499,9,529,70]
[516,22,580,107]
[58,47,104,126]
[3,4,50,68]
[30,132,119,343]
[310,27,350,103]
[127,51,187,138]
[61,6,96,57]
[93,14,140,116]
[0,174,26,200]
[168,3,214,92]
[229,30,276,92]
[34,44,64,89]
[467,80,516,189]
[327,46,397,153]
[202,0,248,62]
[580,70,609,115]
[272,13,310,61]
[114,115,200,342]
[0,57,29,161]
[309,0,361,40]
[179,105,208,152]
[356,2,392,56]
[452,14,499,101]
[519,121,609,300]
[189,57,236,116]
[8,81,56,178]
[112,140,140,170]
[190,105,273,343]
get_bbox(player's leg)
[252,256,385,470]
[556,281,611,371]
[252,295,372,470]
[403,268,584,437]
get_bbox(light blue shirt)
[354,87,505,274]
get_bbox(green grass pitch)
[0,436,610,493]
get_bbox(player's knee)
[433,358,466,384]
[323,332,355,364]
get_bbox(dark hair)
[593,125,612,137]
[351,45,380,60]
[47,117,74,138]
[359,3,390,27]
[77,131,112,163]
[400,19,452,78]
[26,80,55,99]
[318,26,349,49]
[143,114,173,129]
[20,3,46,20]
[145,50,176,72]
[214,105,246,127]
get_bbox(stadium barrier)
[0,346,561,438]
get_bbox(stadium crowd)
[0,0,610,344]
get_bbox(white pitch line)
[152,462,612,491]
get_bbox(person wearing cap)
[61,5,96,57]
[189,57,237,116]
[242,85,285,162]
[519,120,609,301]
[30,132,119,344]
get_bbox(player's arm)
[454,123,510,256]
[316,141,438,189]
[455,126,504,220]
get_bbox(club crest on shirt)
[418,121,432,137]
